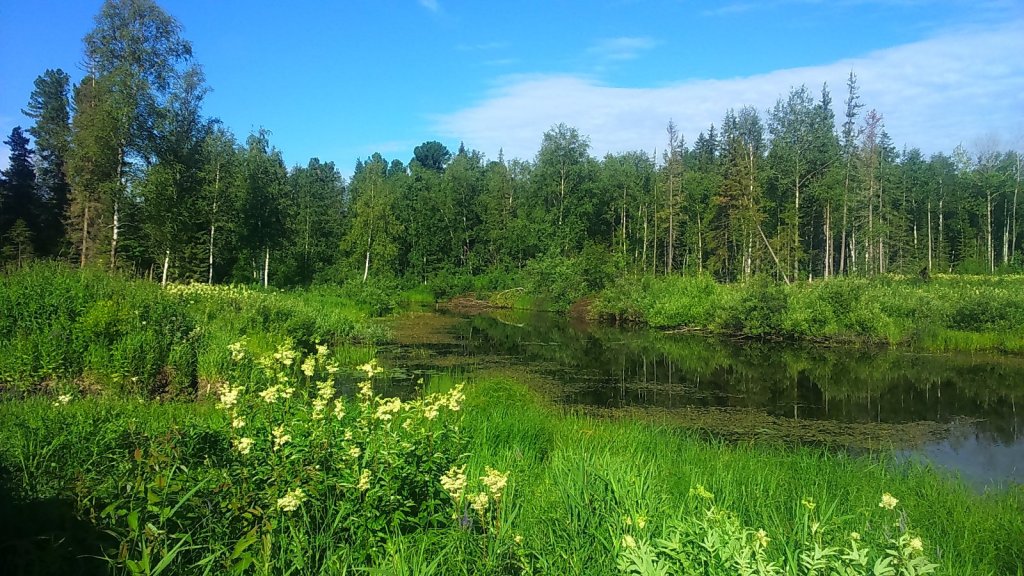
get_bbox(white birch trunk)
[161,250,170,287]
[263,248,270,288]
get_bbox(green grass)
[459,378,1024,575]
[1,266,1021,574]
[1,377,1020,574]
[592,274,1024,353]
[0,263,388,397]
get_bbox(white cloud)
[587,36,658,62]
[434,22,1024,161]
[418,0,439,12]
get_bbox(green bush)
[0,263,198,395]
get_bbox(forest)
[2,2,1024,575]
[1,2,1021,294]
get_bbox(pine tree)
[0,127,41,261]
[22,69,73,256]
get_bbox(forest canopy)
[2,0,1020,290]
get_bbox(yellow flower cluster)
[233,437,253,455]
[374,397,403,421]
[357,469,371,491]
[227,339,246,362]
[690,484,714,501]
[272,425,291,450]
[480,466,508,500]
[357,359,383,378]
[217,384,243,411]
[754,528,770,549]
[879,492,899,510]
[301,357,316,377]
[276,487,306,512]
[272,344,297,367]
[440,465,467,501]
[469,492,490,515]
[311,378,335,421]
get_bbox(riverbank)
[2,266,1022,573]
[1,374,1021,574]
[590,274,1024,353]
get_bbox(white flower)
[357,469,371,491]
[311,401,327,421]
[440,465,467,501]
[357,380,373,400]
[470,491,489,515]
[347,445,361,459]
[909,537,924,552]
[259,385,280,404]
[276,487,306,512]
[53,393,72,406]
[879,492,899,510]
[357,359,383,378]
[273,426,291,450]
[231,415,246,429]
[423,403,439,420]
[621,534,636,549]
[480,467,508,500]
[334,400,346,420]
[301,357,316,377]
[375,397,402,421]
[233,437,253,455]
[217,385,243,410]
[447,384,465,411]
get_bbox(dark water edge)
[380,306,1023,488]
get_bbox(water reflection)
[387,308,1024,484]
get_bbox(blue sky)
[1,0,1022,176]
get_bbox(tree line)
[2,0,1021,287]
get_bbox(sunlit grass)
[593,274,1024,352]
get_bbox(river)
[381,307,1023,488]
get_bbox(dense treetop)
[1,0,1020,290]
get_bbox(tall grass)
[0,263,388,397]
[2,266,1021,574]
[593,274,1024,352]
[461,378,1024,575]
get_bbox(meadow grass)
[592,274,1024,353]
[460,378,1024,575]
[3,375,1020,575]
[1,266,1022,574]
[0,263,387,397]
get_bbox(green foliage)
[595,273,1024,352]
[0,264,387,395]
[0,263,198,395]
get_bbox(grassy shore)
[1,376,1022,575]
[1,266,1022,574]
[592,274,1024,353]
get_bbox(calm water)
[383,307,1024,487]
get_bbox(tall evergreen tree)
[22,69,73,256]
[1,128,40,263]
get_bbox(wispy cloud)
[418,0,439,13]
[587,36,657,62]
[483,58,519,67]
[434,21,1024,161]
[456,41,508,52]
